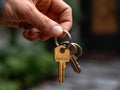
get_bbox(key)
[60,41,82,73]
[71,42,82,73]
[54,45,70,83]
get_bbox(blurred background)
[0,0,120,90]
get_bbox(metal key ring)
[55,30,72,48]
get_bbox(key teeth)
[73,67,81,73]
[75,69,81,73]
[69,58,81,73]
[59,77,64,84]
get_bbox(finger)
[24,6,63,38]
[51,0,72,30]
[38,33,51,41]
[47,0,72,38]
[23,28,40,41]
[19,22,33,29]
[59,22,72,38]
[23,28,51,41]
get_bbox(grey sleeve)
[0,0,5,16]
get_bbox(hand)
[0,0,72,41]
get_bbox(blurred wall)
[80,0,120,54]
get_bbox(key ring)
[55,30,72,48]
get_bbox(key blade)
[70,59,81,73]
[58,61,66,84]
[70,56,81,73]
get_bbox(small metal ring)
[55,30,72,48]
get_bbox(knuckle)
[68,6,72,13]
[67,7,72,16]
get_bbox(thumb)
[25,7,63,37]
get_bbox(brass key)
[54,45,70,83]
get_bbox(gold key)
[54,45,70,84]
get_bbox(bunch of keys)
[54,30,82,84]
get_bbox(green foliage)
[0,81,20,90]
[0,42,57,90]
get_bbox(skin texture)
[0,0,72,41]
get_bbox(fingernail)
[52,26,63,37]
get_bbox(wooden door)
[92,0,117,35]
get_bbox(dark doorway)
[81,0,120,54]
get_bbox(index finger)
[51,0,73,32]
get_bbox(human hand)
[0,0,72,41]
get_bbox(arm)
[0,0,5,16]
